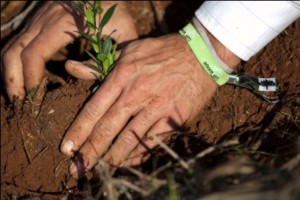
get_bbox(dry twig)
[187,138,240,165]
[151,135,190,170]
[281,153,300,171]
[114,179,149,196]
[19,127,32,164]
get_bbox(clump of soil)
[1,1,299,199]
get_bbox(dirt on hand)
[1,1,299,199]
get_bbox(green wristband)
[179,23,229,85]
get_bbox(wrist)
[192,18,241,70]
[207,31,241,70]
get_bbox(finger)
[65,60,99,80]
[102,1,138,44]
[2,31,38,101]
[102,108,160,167]
[22,29,76,91]
[65,50,121,80]
[60,65,128,156]
[122,118,176,167]
[69,104,133,177]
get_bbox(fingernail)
[61,140,74,155]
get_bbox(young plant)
[73,1,118,90]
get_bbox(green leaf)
[84,1,94,9]
[102,37,112,54]
[108,29,117,37]
[87,21,97,31]
[91,35,100,53]
[84,50,101,65]
[26,88,37,100]
[112,43,118,61]
[103,57,111,73]
[86,8,95,27]
[97,53,107,62]
[92,44,100,54]
[77,31,98,45]
[91,72,103,82]
[94,1,103,14]
[99,4,117,28]
[107,53,113,65]
[78,1,118,82]
[84,63,103,74]
[108,62,117,73]
[96,31,102,50]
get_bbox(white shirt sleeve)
[195,1,300,61]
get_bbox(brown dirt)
[1,1,299,199]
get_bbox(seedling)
[73,0,118,90]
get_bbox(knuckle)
[119,131,138,145]
[2,49,15,64]
[104,154,118,167]
[82,102,101,119]
[140,38,155,47]
[149,95,169,110]
[135,76,151,92]
[87,134,101,150]
[130,60,142,72]
[79,148,97,169]
[118,77,152,109]
[94,120,114,139]
[20,48,31,61]
[85,139,102,158]
[115,63,132,76]
[84,122,116,157]
[155,95,169,104]
[110,63,131,85]
[140,38,163,50]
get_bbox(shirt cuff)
[195,1,300,61]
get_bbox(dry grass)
[70,112,300,200]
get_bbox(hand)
[1,1,137,102]
[60,31,240,179]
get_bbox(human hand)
[60,31,240,178]
[1,1,137,102]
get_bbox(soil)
[1,1,299,199]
